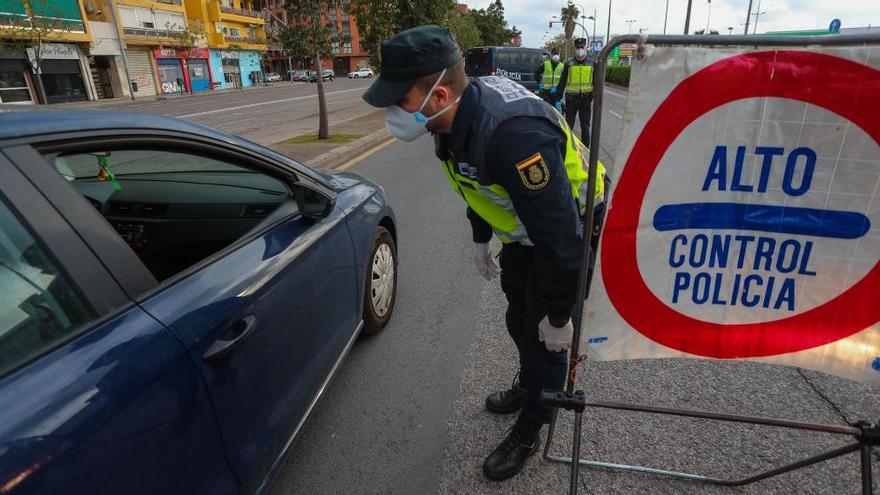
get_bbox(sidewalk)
[56,82,306,110]
[269,110,390,169]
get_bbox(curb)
[306,127,392,170]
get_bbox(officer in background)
[533,47,563,111]
[557,38,595,143]
[362,26,606,481]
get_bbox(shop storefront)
[209,49,264,90]
[29,43,90,104]
[153,47,212,94]
[125,46,158,97]
[0,50,35,104]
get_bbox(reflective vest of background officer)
[361,25,608,482]
[534,47,563,110]
[557,37,594,144]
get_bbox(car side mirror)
[297,185,335,220]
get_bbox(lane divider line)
[179,87,366,118]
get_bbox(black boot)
[485,373,525,414]
[483,414,542,481]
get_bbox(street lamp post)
[706,0,712,33]
[606,0,611,44]
[684,0,693,34]
[663,0,669,34]
[744,0,754,35]
[751,0,766,34]
[728,26,733,35]
[626,18,637,34]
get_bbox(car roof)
[0,109,328,184]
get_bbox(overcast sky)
[462,0,879,48]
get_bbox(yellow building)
[184,0,267,89]
[0,0,99,103]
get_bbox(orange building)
[263,0,370,76]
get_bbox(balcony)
[157,0,183,5]
[220,5,261,18]
[123,26,186,40]
[226,35,267,44]
[207,32,268,49]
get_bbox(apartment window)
[229,27,241,37]
[154,11,185,31]
[216,22,227,35]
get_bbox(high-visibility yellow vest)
[566,62,593,93]
[542,60,564,87]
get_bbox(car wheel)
[353,74,359,79]
[362,226,396,335]
[367,73,372,78]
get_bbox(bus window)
[465,48,493,76]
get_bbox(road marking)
[609,110,623,119]
[605,87,628,99]
[336,138,396,171]
[178,87,366,118]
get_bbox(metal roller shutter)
[125,47,157,96]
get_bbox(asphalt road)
[265,88,641,494]
[67,78,379,146]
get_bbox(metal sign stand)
[540,32,880,495]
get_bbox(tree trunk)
[315,46,329,139]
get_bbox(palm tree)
[560,3,580,57]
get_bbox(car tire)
[362,226,396,335]
[367,73,372,78]
[353,74,359,79]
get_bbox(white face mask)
[575,48,586,58]
[550,54,560,63]
[385,68,462,142]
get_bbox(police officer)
[362,26,606,481]
[557,38,595,143]
[533,47,563,111]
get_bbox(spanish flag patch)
[516,152,550,190]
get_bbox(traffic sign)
[829,18,842,34]
[590,48,880,380]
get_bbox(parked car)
[307,69,335,82]
[265,72,282,82]
[288,69,308,81]
[0,110,398,494]
[465,46,545,91]
[347,68,374,79]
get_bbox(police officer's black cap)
[363,25,462,108]
[574,37,587,47]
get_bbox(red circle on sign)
[602,50,880,358]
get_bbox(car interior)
[49,149,296,281]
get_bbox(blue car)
[0,111,398,494]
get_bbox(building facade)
[263,0,370,77]
[185,0,268,89]
[0,0,99,104]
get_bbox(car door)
[11,137,361,492]
[0,151,236,495]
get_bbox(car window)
[50,149,293,282]
[0,196,95,376]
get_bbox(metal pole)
[605,0,611,44]
[570,411,584,494]
[706,0,712,33]
[684,0,693,34]
[752,0,763,35]
[107,0,135,100]
[663,0,669,34]
[744,0,754,35]
[593,9,597,47]
[862,443,873,495]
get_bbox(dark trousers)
[499,243,568,423]
[565,92,593,144]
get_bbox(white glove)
[538,316,573,352]
[474,242,501,280]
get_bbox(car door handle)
[203,315,257,362]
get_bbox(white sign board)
[27,42,80,60]
[585,46,880,385]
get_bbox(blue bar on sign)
[653,203,870,239]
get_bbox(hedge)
[605,65,631,87]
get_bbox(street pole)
[593,9,597,46]
[752,0,763,34]
[107,0,135,100]
[606,0,611,44]
[706,0,712,33]
[744,0,753,35]
[663,0,669,34]
[684,0,693,34]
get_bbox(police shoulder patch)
[516,152,550,190]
